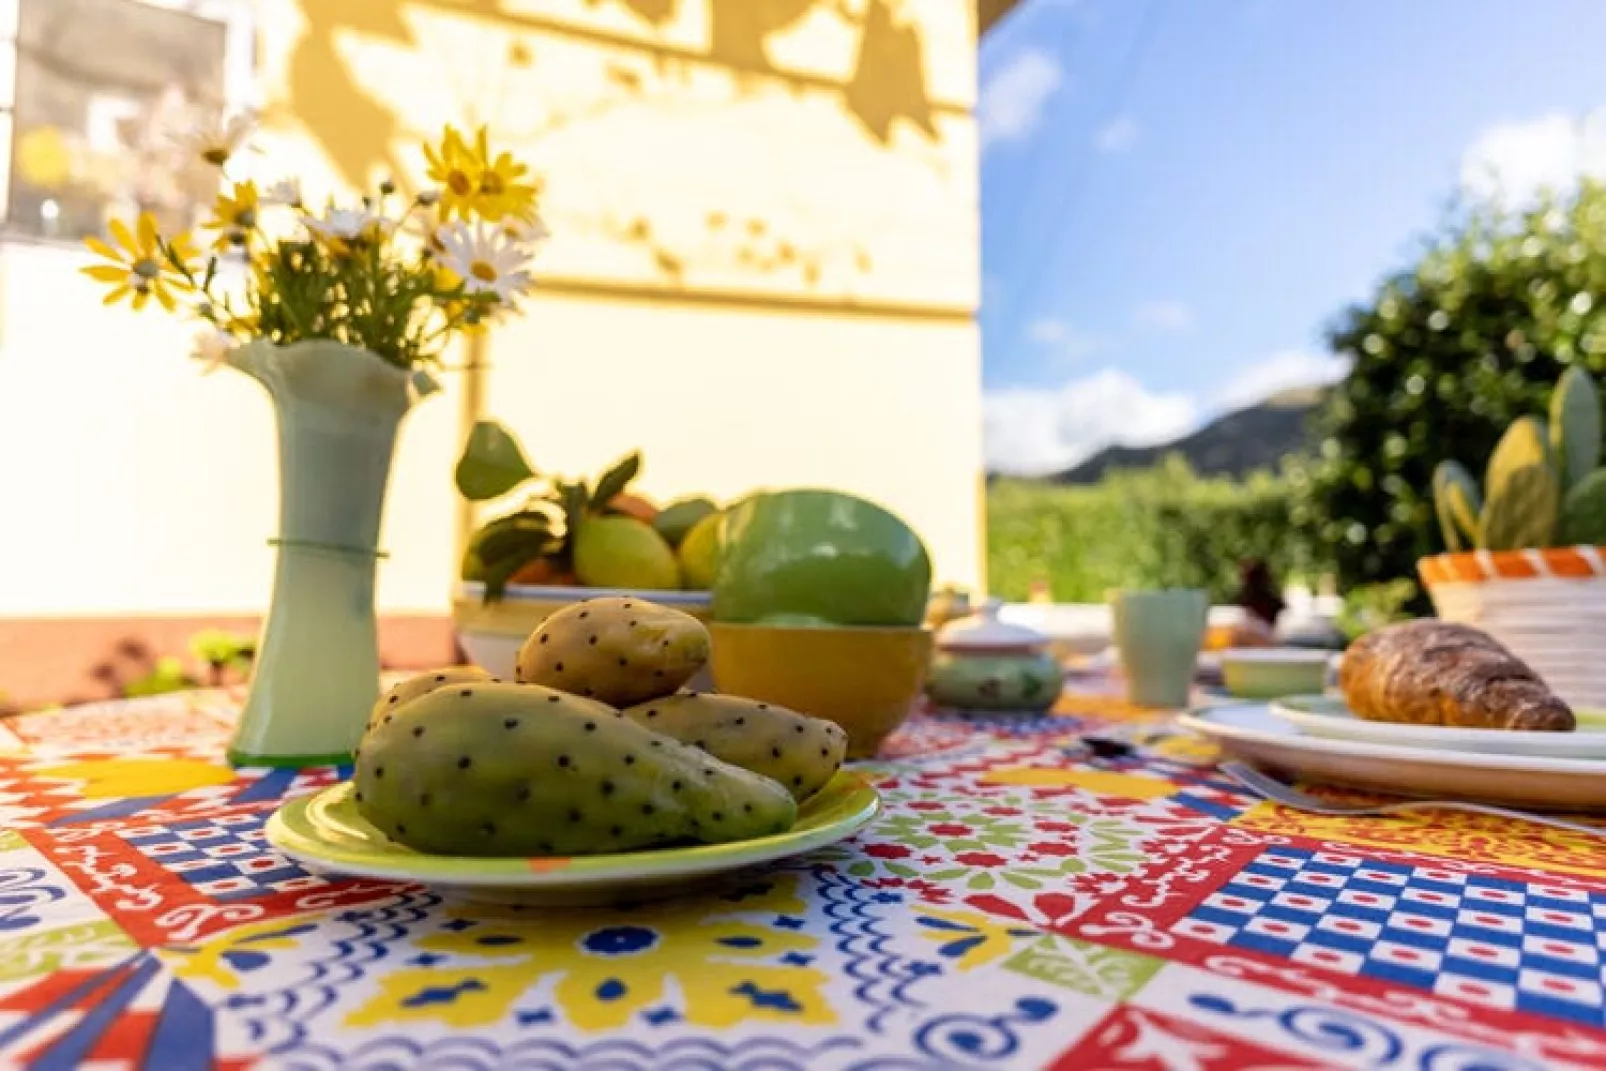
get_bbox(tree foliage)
[1296,180,1606,596]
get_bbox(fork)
[1219,762,1606,838]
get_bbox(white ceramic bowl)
[1220,647,1337,700]
[453,582,713,682]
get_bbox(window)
[0,0,252,243]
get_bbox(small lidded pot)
[926,600,1062,712]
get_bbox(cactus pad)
[353,682,797,856]
[1560,468,1606,546]
[621,692,847,802]
[1552,366,1603,491]
[1478,461,1560,551]
[1485,416,1555,505]
[1432,460,1482,552]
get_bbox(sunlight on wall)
[0,0,984,621]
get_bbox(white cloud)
[1460,109,1606,205]
[1132,300,1193,333]
[1213,350,1351,412]
[1025,317,1106,361]
[978,49,1063,149]
[984,370,1199,476]
[1095,116,1140,154]
[984,350,1354,475]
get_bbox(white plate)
[1270,694,1606,759]
[1178,702,1606,811]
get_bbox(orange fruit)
[606,492,659,523]
[508,558,576,586]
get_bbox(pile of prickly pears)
[1433,366,1606,552]
[352,596,849,857]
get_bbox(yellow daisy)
[423,126,484,220]
[471,127,542,222]
[203,180,260,250]
[81,213,195,312]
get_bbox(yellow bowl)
[708,621,933,759]
[453,582,712,680]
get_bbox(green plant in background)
[1298,179,1606,596]
[122,657,199,698]
[1334,579,1420,643]
[190,629,257,686]
[987,455,1327,602]
[1430,366,1606,550]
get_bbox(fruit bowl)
[453,582,712,681]
[708,621,933,759]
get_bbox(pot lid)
[937,600,1049,652]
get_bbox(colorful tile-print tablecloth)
[1,689,1605,1068]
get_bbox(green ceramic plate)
[266,771,881,907]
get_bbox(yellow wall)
[0,0,983,620]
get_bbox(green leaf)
[966,872,997,890]
[847,861,874,877]
[885,862,918,878]
[455,421,536,502]
[468,513,562,600]
[592,451,642,511]
[1001,872,1042,890]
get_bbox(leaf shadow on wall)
[287,0,941,193]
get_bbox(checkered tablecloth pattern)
[0,688,1603,1069]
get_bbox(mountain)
[1050,386,1330,484]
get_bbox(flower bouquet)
[81,117,549,766]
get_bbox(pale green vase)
[225,340,438,768]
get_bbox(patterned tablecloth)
[1,687,1605,1069]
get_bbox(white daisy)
[178,111,256,168]
[435,221,535,302]
[261,178,303,207]
[303,206,395,245]
[500,213,551,246]
[190,330,237,375]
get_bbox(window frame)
[0,0,256,242]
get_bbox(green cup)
[1109,588,1209,709]
[713,489,932,626]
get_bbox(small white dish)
[1270,694,1606,759]
[1180,702,1606,811]
[1220,648,1336,699]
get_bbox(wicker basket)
[1418,547,1606,712]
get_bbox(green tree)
[1297,179,1606,597]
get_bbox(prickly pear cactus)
[353,682,797,856]
[1560,468,1606,546]
[1485,416,1555,507]
[1478,462,1560,551]
[516,597,709,706]
[1432,460,1482,552]
[1551,366,1603,491]
[368,666,494,727]
[621,692,847,802]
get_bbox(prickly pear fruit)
[653,497,718,548]
[573,515,681,590]
[1478,462,1560,551]
[353,682,797,856]
[369,666,494,727]
[517,596,710,706]
[1552,366,1603,491]
[621,692,846,802]
[1432,460,1482,552]
[1560,468,1606,545]
[1485,416,1555,507]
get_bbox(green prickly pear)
[1559,468,1606,545]
[1551,366,1603,491]
[353,682,797,856]
[1485,416,1556,505]
[1432,460,1482,552]
[1478,462,1560,551]
[620,692,847,802]
[517,597,709,706]
[369,666,494,727]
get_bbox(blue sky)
[980,0,1606,474]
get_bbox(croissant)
[1338,620,1574,731]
